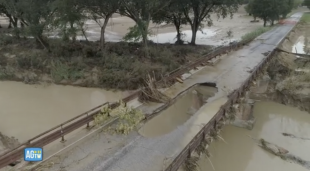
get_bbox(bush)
[241,27,271,43]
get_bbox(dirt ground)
[257,17,310,113]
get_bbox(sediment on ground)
[0,132,20,155]
[0,35,212,90]
[250,20,310,113]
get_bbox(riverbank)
[252,13,310,112]
[198,101,310,171]
[195,13,310,171]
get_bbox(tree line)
[0,0,307,52]
[0,0,242,51]
[245,0,307,26]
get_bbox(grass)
[300,13,310,23]
[0,35,210,90]
[241,27,272,43]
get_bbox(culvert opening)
[138,82,218,138]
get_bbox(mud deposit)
[0,81,125,143]
[197,101,310,171]
[194,20,310,171]
[139,85,217,138]
[264,21,310,112]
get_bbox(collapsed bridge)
[0,13,303,171]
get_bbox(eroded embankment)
[193,20,310,171]
[252,20,310,113]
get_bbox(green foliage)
[300,13,310,23]
[123,24,153,42]
[94,101,144,135]
[119,0,170,47]
[179,0,240,44]
[241,27,271,42]
[50,60,84,82]
[293,0,304,9]
[52,0,86,41]
[304,0,310,9]
[248,0,295,26]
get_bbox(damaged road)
[22,13,304,171]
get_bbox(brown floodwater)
[0,81,126,142]
[196,101,310,171]
[139,85,217,138]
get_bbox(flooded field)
[0,81,127,142]
[139,85,217,138]
[197,101,310,171]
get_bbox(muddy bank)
[249,21,310,113]
[196,101,310,171]
[192,19,310,171]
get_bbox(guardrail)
[0,38,253,169]
[164,50,275,171]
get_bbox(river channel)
[197,101,310,171]
[0,81,126,142]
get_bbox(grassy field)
[301,12,310,23]
[241,27,272,42]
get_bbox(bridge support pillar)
[230,98,256,130]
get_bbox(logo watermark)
[24,148,43,162]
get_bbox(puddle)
[149,29,216,45]
[139,84,218,138]
[292,36,306,54]
[0,81,126,142]
[195,101,310,171]
[295,68,310,73]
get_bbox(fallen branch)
[249,136,310,170]
[282,133,310,140]
[139,73,171,103]
[275,48,310,58]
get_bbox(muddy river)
[198,101,310,171]
[0,81,126,142]
[139,85,217,138]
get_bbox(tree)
[250,0,296,26]
[251,0,277,26]
[279,0,294,19]
[52,0,86,42]
[18,0,57,49]
[87,0,120,50]
[304,0,310,9]
[180,0,239,45]
[152,0,188,44]
[244,0,258,21]
[293,0,304,9]
[119,0,170,50]
[0,0,21,29]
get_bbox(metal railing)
[164,50,275,171]
[0,38,254,169]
